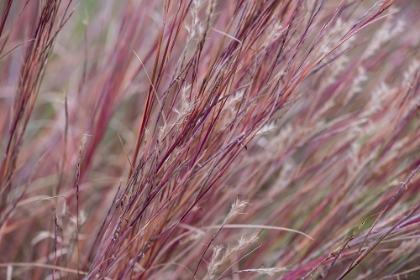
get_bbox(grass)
[1,0,420,279]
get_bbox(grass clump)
[1,0,420,279]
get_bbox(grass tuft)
[1,0,420,279]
